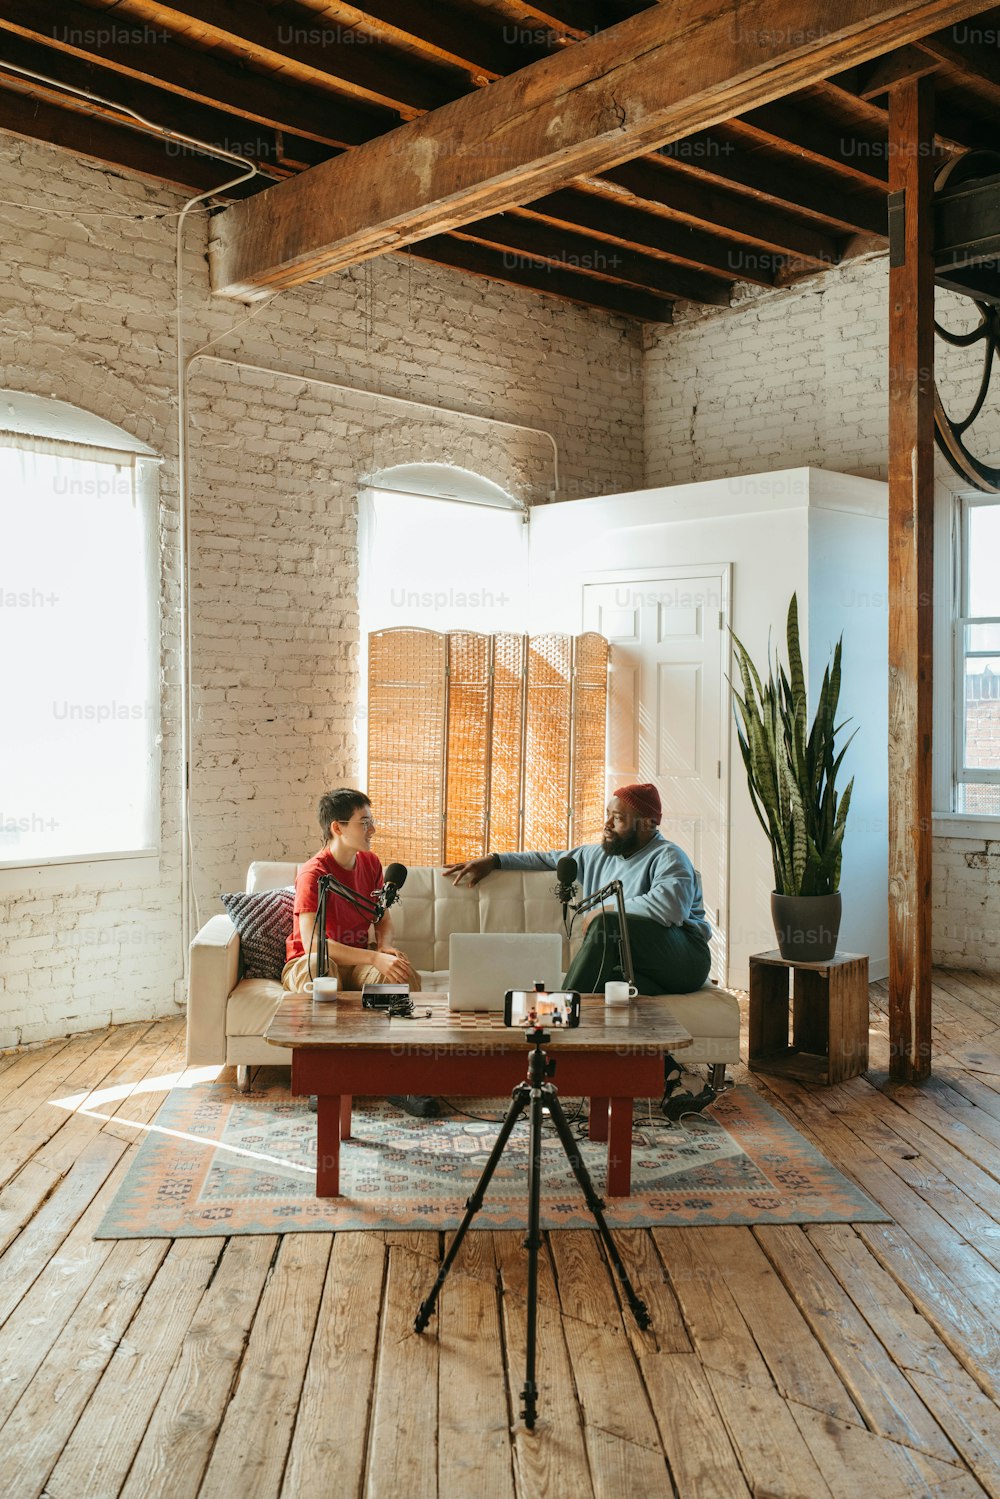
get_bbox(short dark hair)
[318,788,370,837]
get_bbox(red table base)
[293,1050,662,1198]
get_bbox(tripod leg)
[543,1088,652,1331]
[414,1087,529,1333]
[520,1073,545,1430]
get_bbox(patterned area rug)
[95,1077,885,1237]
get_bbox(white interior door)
[583,569,730,981]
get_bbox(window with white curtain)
[360,484,529,637]
[357,467,530,757]
[0,431,158,863]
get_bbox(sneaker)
[387,1094,444,1119]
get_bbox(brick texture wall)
[0,131,643,1046]
[645,254,1000,971]
[965,694,1000,780]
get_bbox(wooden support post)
[887,77,935,1082]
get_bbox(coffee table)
[264,991,691,1198]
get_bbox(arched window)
[0,394,159,864]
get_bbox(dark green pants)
[563,913,711,996]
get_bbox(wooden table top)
[264,991,692,1055]
[750,950,867,972]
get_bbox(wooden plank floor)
[2,973,1000,1498]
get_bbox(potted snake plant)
[730,594,855,963]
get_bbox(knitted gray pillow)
[221,887,295,981]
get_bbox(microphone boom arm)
[311,874,381,980]
[570,879,635,989]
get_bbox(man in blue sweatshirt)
[444,783,712,995]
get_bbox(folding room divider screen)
[367,629,609,865]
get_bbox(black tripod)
[414,1026,652,1429]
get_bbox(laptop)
[447,932,564,1012]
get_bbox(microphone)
[379,862,408,913]
[555,856,578,918]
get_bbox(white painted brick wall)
[645,254,1000,971]
[0,130,644,1047]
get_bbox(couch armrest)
[186,914,240,1065]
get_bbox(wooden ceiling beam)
[822,69,993,152]
[727,101,890,184]
[585,160,841,267]
[0,0,393,145]
[919,26,1000,107]
[0,31,305,170]
[315,1,545,81]
[655,130,888,236]
[499,3,613,42]
[138,0,458,116]
[831,44,944,97]
[404,233,674,322]
[0,82,267,194]
[521,187,775,285]
[210,0,985,297]
[511,0,657,34]
[457,210,734,300]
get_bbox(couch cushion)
[226,977,285,1037]
[666,985,741,1038]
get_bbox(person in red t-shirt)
[281,788,421,994]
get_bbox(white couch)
[186,861,741,1086]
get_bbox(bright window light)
[0,440,157,862]
[362,489,528,634]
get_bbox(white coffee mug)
[305,975,339,1002]
[605,980,638,1006]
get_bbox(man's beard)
[602,828,641,858]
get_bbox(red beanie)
[613,782,662,824]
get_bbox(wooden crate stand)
[748,951,870,1085]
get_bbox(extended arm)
[443,847,566,886]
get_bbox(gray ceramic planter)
[770,891,842,963]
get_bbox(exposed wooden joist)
[0,31,301,170]
[728,101,890,185]
[405,233,673,321]
[516,0,658,33]
[210,0,989,298]
[919,25,1000,107]
[822,69,991,153]
[657,130,888,236]
[456,210,733,301]
[136,0,459,116]
[834,44,944,98]
[0,0,395,146]
[887,75,935,1083]
[522,187,773,285]
[314,1,547,81]
[0,81,268,194]
[596,158,843,266]
[502,1,610,42]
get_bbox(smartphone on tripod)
[503,987,581,1027]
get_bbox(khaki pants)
[280,953,422,993]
